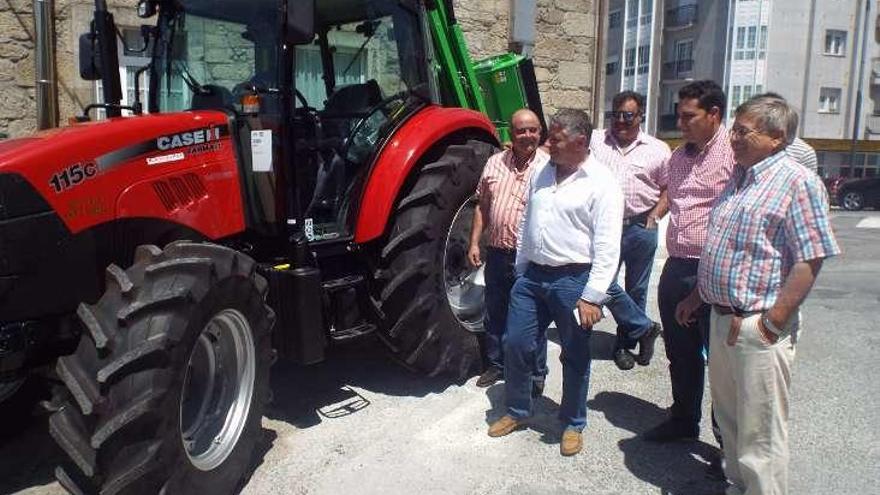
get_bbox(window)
[627,0,639,28]
[637,45,650,74]
[759,26,768,59]
[609,10,622,29]
[736,27,746,50]
[819,87,842,113]
[747,26,757,49]
[624,47,636,76]
[606,55,619,75]
[825,30,847,56]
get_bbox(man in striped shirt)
[680,95,840,495]
[643,80,736,444]
[590,90,668,371]
[469,109,549,389]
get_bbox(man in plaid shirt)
[679,95,840,494]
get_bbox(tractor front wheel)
[49,241,274,495]
[375,139,495,380]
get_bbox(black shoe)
[613,348,635,370]
[642,420,699,443]
[531,378,545,398]
[636,322,662,366]
[476,366,503,387]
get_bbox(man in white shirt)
[487,109,624,457]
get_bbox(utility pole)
[849,0,871,175]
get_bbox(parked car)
[823,176,847,206]
[838,177,880,211]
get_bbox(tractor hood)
[0,111,244,237]
[0,111,230,174]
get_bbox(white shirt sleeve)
[580,177,624,304]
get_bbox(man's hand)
[645,215,659,230]
[467,244,482,268]
[675,289,703,327]
[576,299,603,329]
[756,315,780,345]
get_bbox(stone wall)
[0,0,598,137]
[454,0,598,117]
[0,0,141,137]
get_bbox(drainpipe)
[34,0,59,129]
[509,0,536,57]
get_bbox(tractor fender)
[354,105,497,243]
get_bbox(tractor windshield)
[150,0,282,112]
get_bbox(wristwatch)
[761,314,783,336]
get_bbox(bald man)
[469,109,550,390]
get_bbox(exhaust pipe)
[34,0,59,129]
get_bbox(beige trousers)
[708,309,798,495]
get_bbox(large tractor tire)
[376,139,495,380]
[49,241,274,495]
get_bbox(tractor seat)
[322,79,382,119]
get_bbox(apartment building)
[601,0,880,177]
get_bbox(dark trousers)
[657,257,710,432]
[606,222,658,349]
[504,263,592,430]
[484,248,547,378]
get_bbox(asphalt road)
[3,210,878,495]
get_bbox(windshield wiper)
[174,61,208,95]
[341,19,381,77]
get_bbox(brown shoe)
[488,415,522,437]
[560,429,583,456]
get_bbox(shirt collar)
[604,129,645,154]
[745,150,787,179]
[684,125,727,158]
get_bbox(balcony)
[662,59,694,80]
[659,114,679,132]
[665,5,698,30]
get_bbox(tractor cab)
[140,0,434,242]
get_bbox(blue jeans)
[606,223,657,349]
[484,248,548,379]
[504,263,593,431]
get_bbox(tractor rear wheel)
[49,241,274,495]
[376,139,495,380]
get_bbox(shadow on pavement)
[266,335,464,428]
[589,391,726,495]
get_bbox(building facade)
[0,0,599,138]
[600,0,880,177]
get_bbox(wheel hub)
[443,196,485,333]
[179,308,256,471]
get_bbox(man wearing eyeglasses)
[677,94,839,495]
[590,91,669,371]
[643,80,735,444]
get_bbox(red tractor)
[0,0,544,493]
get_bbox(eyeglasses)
[729,124,760,139]
[606,111,641,124]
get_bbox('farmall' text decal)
[94,125,229,171]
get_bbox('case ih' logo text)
[157,127,221,151]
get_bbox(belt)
[622,210,651,227]
[530,262,591,273]
[712,304,759,317]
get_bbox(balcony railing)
[662,59,694,80]
[665,5,698,29]
[659,114,678,132]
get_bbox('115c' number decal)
[49,163,98,193]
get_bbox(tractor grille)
[151,173,207,211]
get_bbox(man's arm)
[647,189,669,229]
[467,206,485,267]
[758,259,823,342]
[577,178,624,327]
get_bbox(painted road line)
[856,217,880,229]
